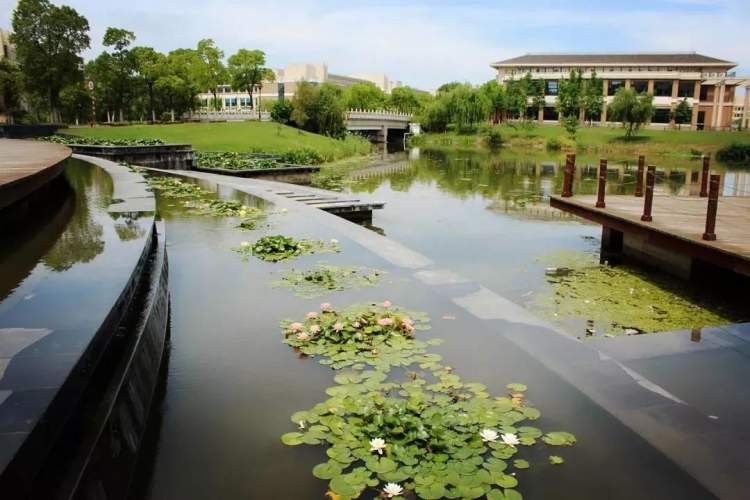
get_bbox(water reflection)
[42,163,113,272]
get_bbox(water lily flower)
[239,210,247,217]
[296,331,310,341]
[501,433,520,447]
[369,437,387,455]
[352,322,361,328]
[309,325,321,334]
[377,317,394,327]
[330,239,339,244]
[382,300,392,308]
[298,420,306,430]
[306,312,318,319]
[480,429,499,443]
[320,303,333,312]
[383,483,404,498]
[281,208,288,213]
[333,322,344,332]
[289,322,304,332]
[240,241,250,248]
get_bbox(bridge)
[191,108,414,142]
[345,109,413,142]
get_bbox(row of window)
[513,107,676,123]
[200,97,254,108]
[505,67,727,76]
[542,79,697,97]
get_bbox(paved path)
[0,139,71,210]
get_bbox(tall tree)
[11,0,90,122]
[345,82,386,110]
[0,59,23,123]
[227,48,273,115]
[132,46,166,122]
[608,87,655,138]
[59,81,92,124]
[479,79,506,123]
[102,27,136,121]
[582,70,604,123]
[388,86,424,114]
[556,69,583,137]
[672,98,692,127]
[196,39,226,111]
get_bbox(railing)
[346,109,413,121]
[191,109,271,121]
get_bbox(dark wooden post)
[702,174,720,241]
[562,154,573,197]
[699,155,710,197]
[635,155,645,197]
[596,159,607,208]
[641,166,656,222]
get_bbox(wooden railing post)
[702,174,720,241]
[641,165,656,222]
[562,154,573,197]
[596,159,607,208]
[700,155,710,197]
[635,155,645,197]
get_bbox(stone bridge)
[345,109,413,142]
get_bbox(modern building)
[733,93,750,129]
[197,62,402,112]
[490,53,750,130]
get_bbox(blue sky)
[1,0,748,90]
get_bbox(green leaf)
[504,489,523,500]
[367,457,397,474]
[329,476,360,497]
[487,489,505,500]
[494,474,518,489]
[506,383,527,393]
[280,432,304,445]
[513,459,530,469]
[549,455,565,465]
[542,431,577,446]
[415,482,448,499]
[312,462,343,480]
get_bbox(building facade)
[197,62,401,112]
[491,53,750,130]
[0,29,14,62]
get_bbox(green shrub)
[482,127,503,148]
[280,147,325,165]
[270,99,293,124]
[716,142,750,164]
[546,137,561,151]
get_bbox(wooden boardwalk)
[0,139,71,210]
[265,183,384,220]
[551,194,750,276]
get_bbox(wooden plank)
[0,139,72,210]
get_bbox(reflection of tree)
[114,219,147,241]
[43,161,112,271]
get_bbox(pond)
[133,173,717,500]
[342,147,749,337]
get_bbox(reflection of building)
[491,53,750,130]
[197,62,402,111]
[734,94,750,129]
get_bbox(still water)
[344,148,749,336]
[136,173,716,500]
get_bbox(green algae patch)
[533,261,736,336]
[280,302,576,498]
[272,264,385,298]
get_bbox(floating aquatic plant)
[272,264,385,298]
[280,302,577,499]
[234,235,340,262]
[148,176,206,198]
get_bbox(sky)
[1,0,749,90]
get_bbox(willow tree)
[11,0,90,122]
[480,80,506,123]
[608,87,655,138]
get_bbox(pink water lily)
[320,303,333,312]
[377,317,394,327]
[381,300,392,309]
[309,325,321,334]
[333,322,344,332]
[306,312,318,319]
[296,331,310,341]
[289,322,304,332]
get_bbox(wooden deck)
[267,184,384,220]
[0,139,71,210]
[550,194,750,276]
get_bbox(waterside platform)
[550,194,750,279]
[0,139,71,211]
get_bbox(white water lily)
[480,429,499,443]
[383,482,403,497]
[240,241,250,248]
[501,433,520,447]
[281,208,288,213]
[369,437,387,455]
[330,239,339,244]
[298,420,306,430]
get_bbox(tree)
[504,79,528,120]
[446,84,490,132]
[479,80,506,123]
[290,81,346,137]
[11,0,90,122]
[132,46,166,122]
[437,81,461,95]
[228,48,274,115]
[345,82,386,110]
[270,99,293,124]
[556,69,583,137]
[59,81,91,124]
[672,98,692,127]
[582,70,604,123]
[608,87,655,138]
[388,86,423,114]
[196,39,227,111]
[102,27,136,121]
[0,59,23,122]
[291,80,316,129]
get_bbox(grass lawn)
[418,123,750,157]
[63,121,371,160]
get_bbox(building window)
[240,97,251,107]
[653,80,672,97]
[631,80,648,93]
[543,107,559,121]
[699,85,710,101]
[677,81,695,98]
[652,109,671,123]
[607,80,624,96]
[546,80,558,96]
